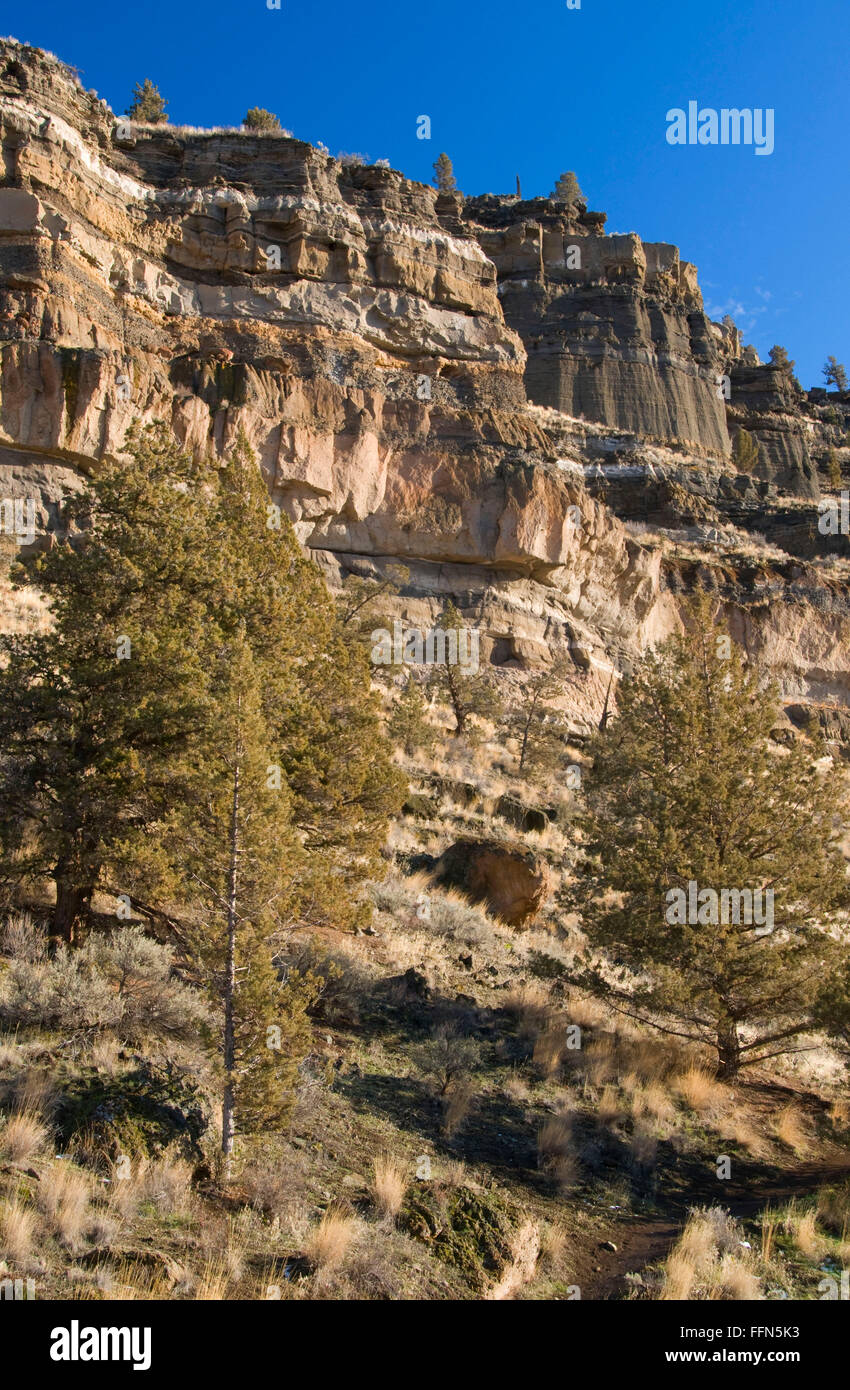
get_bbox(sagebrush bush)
[0,921,208,1041]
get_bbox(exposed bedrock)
[0,38,848,734]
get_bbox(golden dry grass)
[0,1196,35,1263]
[38,1162,91,1248]
[816,1184,850,1239]
[532,1027,565,1079]
[442,1079,474,1137]
[538,1221,568,1268]
[583,1035,617,1087]
[673,1065,728,1116]
[771,1105,807,1154]
[304,1205,357,1272]
[597,1085,625,1126]
[660,1208,756,1301]
[626,1077,676,1124]
[0,1110,49,1164]
[372,1154,407,1219]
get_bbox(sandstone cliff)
[0,38,848,739]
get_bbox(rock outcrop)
[1,37,849,735]
[464,195,731,458]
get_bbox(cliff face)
[464,195,732,459]
[1,38,849,734]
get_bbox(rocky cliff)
[464,194,732,459]
[1,38,848,737]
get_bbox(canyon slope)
[1,39,849,732]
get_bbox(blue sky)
[5,0,848,388]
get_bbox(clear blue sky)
[6,0,848,388]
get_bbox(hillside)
[0,37,849,1310]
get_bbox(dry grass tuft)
[38,1162,91,1249]
[372,1154,407,1219]
[660,1206,756,1301]
[0,1196,35,1263]
[304,1205,357,1273]
[771,1105,807,1154]
[0,1109,49,1164]
[673,1065,728,1116]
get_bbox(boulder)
[431,838,550,926]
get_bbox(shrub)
[243,107,281,132]
[0,923,209,1041]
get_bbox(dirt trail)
[582,1160,850,1300]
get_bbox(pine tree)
[571,593,847,1078]
[823,357,848,393]
[243,107,281,132]
[127,79,168,124]
[426,601,500,737]
[0,423,217,942]
[433,154,457,193]
[552,171,585,206]
[389,675,434,757]
[733,428,760,471]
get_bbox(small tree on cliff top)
[823,357,848,393]
[570,593,847,1078]
[552,171,585,206]
[243,107,281,132]
[433,153,457,193]
[127,79,168,124]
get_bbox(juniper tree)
[389,674,434,757]
[571,594,847,1078]
[813,959,850,1065]
[433,153,457,193]
[426,600,500,737]
[502,658,578,776]
[177,437,404,934]
[127,79,168,124]
[827,446,842,491]
[0,425,402,945]
[243,107,281,132]
[823,357,848,393]
[141,623,317,1169]
[552,171,585,206]
[0,423,216,942]
[769,345,794,373]
[119,438,401,1153]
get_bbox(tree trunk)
[221,753,240,1178]
[52,873,93,946]
[444,666,465,735]
[716,1019,741,1080]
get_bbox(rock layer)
[0,38,849,734]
